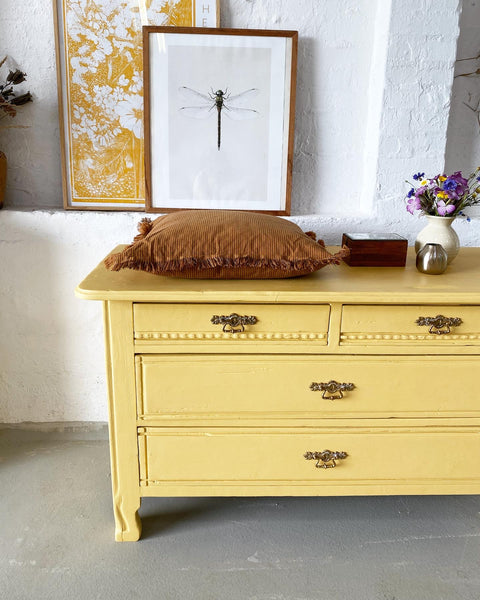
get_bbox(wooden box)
[341,233,408,267]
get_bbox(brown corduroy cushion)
[104,210,348,279]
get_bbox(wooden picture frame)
[143,27,298,215]
[53,0,219,210]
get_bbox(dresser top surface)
[76,246,480,303]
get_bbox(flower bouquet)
[406,168,480,219]
[406,168,480,264]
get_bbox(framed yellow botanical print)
[54,0,219,210]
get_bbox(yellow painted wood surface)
[138,426,480,484]
[341,304,480,345]
[76,246,480,304]
[103,301,141,541]
[77,245,480,540]
[133,302,329,343]
[135,354,480,419]
[139,482,480,497]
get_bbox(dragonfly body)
[179,86,259,150]
[213,89,225,150]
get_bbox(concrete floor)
[1,428,480,600]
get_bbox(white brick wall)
[0,0,478,422]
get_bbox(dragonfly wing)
[222,106,259,121]
[179,86,212,103]
[179,105,215,119]
[226,88,260,106]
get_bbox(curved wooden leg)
[113,500,142,542]
[104,301,143,542]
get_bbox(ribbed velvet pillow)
[104,210,348,279]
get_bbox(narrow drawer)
[341,305,480,346]
[135,355,480,419]
[138,427,480,484]
[134,303,330,345]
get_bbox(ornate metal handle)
[304,450,348,469]
[310,380,355,400]
[211,313,258,334]
[416,314,463,335]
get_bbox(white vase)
[414,215,459,264]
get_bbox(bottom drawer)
[138,427,480,486]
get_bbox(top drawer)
[134,303,330,347]
[341,305,480,346]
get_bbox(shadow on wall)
[445,1,480,176]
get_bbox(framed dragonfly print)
[54,1,219,210]
[143,27,298,214]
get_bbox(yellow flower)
[421,180,427,185]
[438,176,447,182]
[437,191,448,199]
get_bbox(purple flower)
[443,179,457,192]
[437,200,456,216]
[441,172,468,200]
[413,172,425,181]
[414,185,426,198]
[406,196,421,214]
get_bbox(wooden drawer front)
[133,303,329,345]
[341,305,480,345]
[138,427,480,485]
[135,355,480,419]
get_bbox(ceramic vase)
[414,215,459,264]
[0,151,6,209]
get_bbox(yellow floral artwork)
[57,0,218,208]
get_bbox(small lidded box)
[341,233,408,267]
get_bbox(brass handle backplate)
[310,380,355,400]
[416,314,463,335]
[211,313,258,334]
[304,450,348,469]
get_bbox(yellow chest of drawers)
[76,246,480,541]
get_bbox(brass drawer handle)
[210,313,258,334]
[310,380,355,400]
[416,314,463,335]
[304,450,348,469]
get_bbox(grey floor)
[1,428,480,600]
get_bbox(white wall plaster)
[222,0,380,216]
[0,0,62,209]
[0,0,478,422]
[0,210,139,422]
[359,0,393,215]
[373,0,466,235]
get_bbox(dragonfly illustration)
[179,86,259,150]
